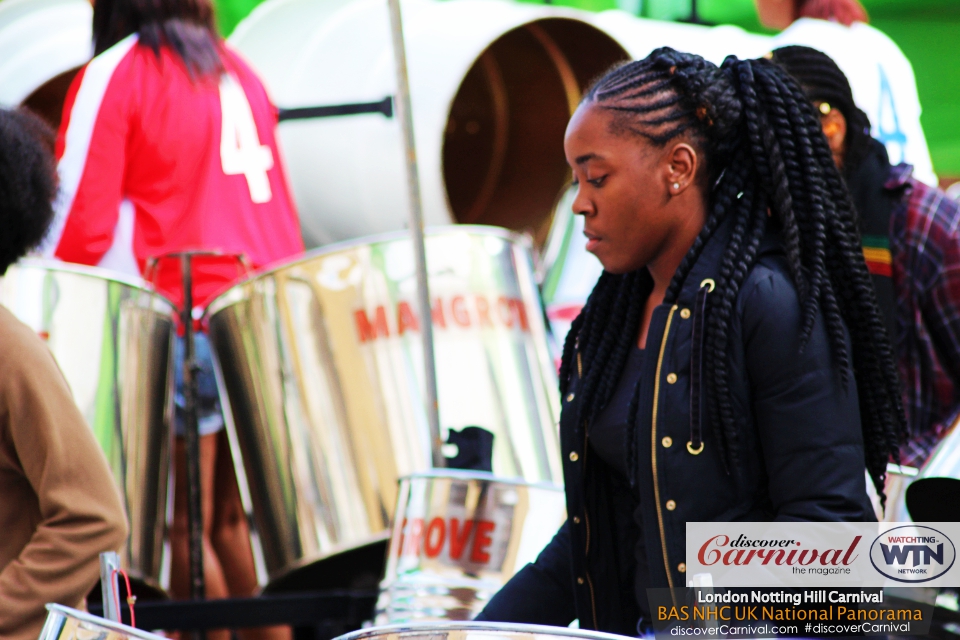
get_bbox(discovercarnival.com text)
[668,622,912,637]
[669,625,797,636]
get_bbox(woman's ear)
[665,143,699,196]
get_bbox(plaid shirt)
[887,164,960,466]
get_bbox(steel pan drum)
[39,604,167,640]
[336,622,631,640]
[207,226,562,584]
[0,259,175,592]
[377,471,565,623]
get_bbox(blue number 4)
[876,65,907,165]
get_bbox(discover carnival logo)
[686,522,960,587]
[869,526,956,583]
[697,534,862,571]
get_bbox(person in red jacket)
[45,0,303,636]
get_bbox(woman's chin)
[590,251,631,275]
[597,261,632,275]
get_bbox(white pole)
[99,552,121,622]
[385,0,444,468]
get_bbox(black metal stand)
[180,253,206,640]
[278,97,393,122]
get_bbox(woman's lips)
[584,230,600,252]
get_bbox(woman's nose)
[571,186,593,217]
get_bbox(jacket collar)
[675,215,732,305]
[674,214,782,305]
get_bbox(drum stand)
[147,251,250,640]
[180,252,205,629]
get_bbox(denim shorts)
[173,332,224,437]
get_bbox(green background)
[212,0,959,177]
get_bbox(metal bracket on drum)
[278,97,394,122]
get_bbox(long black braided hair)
[557,47,906,500]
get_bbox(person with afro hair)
[0,107,128,640]
[0,109,56,272]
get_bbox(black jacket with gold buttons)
[477,219,877,635]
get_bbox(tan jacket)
[0,305,128,640]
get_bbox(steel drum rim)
[15,257,177,311]
[44,604,168,640]
[335,622,633,640]
[204,224,530,318]
[400,469,562,492]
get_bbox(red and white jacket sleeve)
[42,35,138,267]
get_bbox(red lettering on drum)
[451,296,471,327]
[397,301,419,335]
[424,517,446,558]
[511,299,529,331]
[431,299,446,329]
[475,296,493,327]
[397,516,499,565]
[402,518,424,557]
[471,520,495,563]
[356,296,531,343]
[497,296,514,327]
[354,306,390,342]
[449,518,474,560]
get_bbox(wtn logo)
[880,542,944,566]
[870,526,956,583]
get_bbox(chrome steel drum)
[39,604,166,640]
[377,471,565,623]
[207,226,562,585]
[336,622,631,640]
[0,259,175,592]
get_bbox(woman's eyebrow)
[575,153,599,165]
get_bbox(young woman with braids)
[475,47,905,635]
